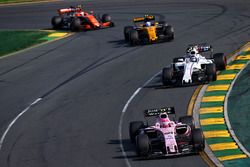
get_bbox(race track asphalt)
[0,0,249,166]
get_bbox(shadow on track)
[141,72,204,90]
[109,139,198,161]
[108,139,138,159]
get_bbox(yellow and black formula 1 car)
[124,15,174,46]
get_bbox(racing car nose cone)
[183,79,191,84]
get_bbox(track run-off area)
[0,0,249,167]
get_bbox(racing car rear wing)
[144,107,175,117]
[187,43,213,53]
[133,15,155,22]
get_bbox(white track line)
[0,70,160,164]
[0,98,42,150]
[118,71,160,167]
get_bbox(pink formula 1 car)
[129,107,204,158]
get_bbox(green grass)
[0,30,50,57]
[0,0,48,4]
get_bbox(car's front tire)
[213,53,226,70]
[136,134,150,157]
[192,128,205,152]
[129,30,139,46]
[163,25,174,41]
[206,63,217,82]
[162,67,173,86]
[109,22,115,27]
[124,26,133,42]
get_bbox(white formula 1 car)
[129,107,205,158]
[162,44,226,86]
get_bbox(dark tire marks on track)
[40,46,141,98]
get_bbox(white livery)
[162,44,227,86]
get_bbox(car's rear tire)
[102,14,111,23]
[124,26,133,42]
[129,121,144,143]
[51,16,63,29]
[162,67,173,86]
[206,63,217,82]
[70,18,81,31]
[192,128,205,152]
[136,134,150,157]
[213,53,226,70]
[179,116,195,130]
[129,30,139,46]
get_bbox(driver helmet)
[159,113,170,128]
[145,21,151,27]
[74,5,84,16]
[77,4,83,9]
[76,5,83,12]
[186,47,199,57]
[186,47,198,54]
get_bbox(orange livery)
[51,5,114,31]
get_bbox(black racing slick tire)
[162,67,173,86]
[213,53,227,70]
[51,16,63,29]
[129,30,139,46]
[179,116,195,130]
[124,26,133,42]
[70,18,81,32]
[206,63,217,82]
[109,22,115,27]
[129,121,144,143]
[163,25,174,40]
[102,14,111,23]
[192,128,205,152]
[136,134,150,157]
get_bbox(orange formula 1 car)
[51,5,114,31]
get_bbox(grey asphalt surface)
[0,0,249,166]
